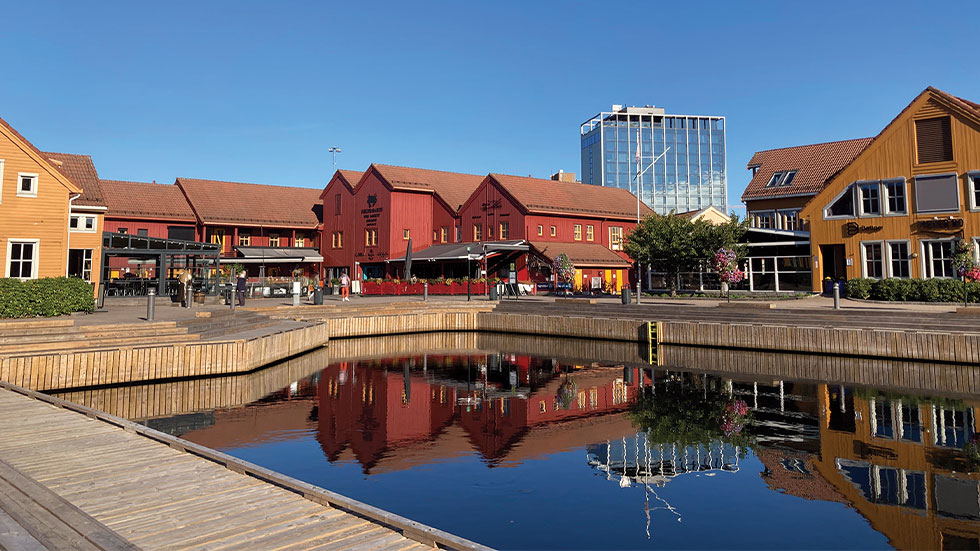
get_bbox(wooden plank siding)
[803,90,980,290]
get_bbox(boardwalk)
[0,384,489,551]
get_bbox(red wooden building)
[320,169,363,281]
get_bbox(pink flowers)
[721,399,749,437]
[967,267,980,282]
[714,248,744,284]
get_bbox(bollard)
[146,288,156,321]
[292,280,301,307]
[424,282,428,301]
[185,286,193,309]
[229,285,236,311]
[833,282,840,310]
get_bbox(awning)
[530,241,632,268]
[388,240,528,263]
[224,246,324,264]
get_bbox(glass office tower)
[581,105,727,215]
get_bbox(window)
[17,173,38,197]
[862,242,884,278]
[915,116,953,164]
[765,170,798,188]
[487,224,494,239]
[7,240,37,279]
[365,228,377,246]
[473,224,482,241]
[922,240,955,278]
[0,159,5,203]
[825,185,855,218]
[969,172,980,210]
[295,235,306,247]
[68,249,92,281]
[914,173,959,214]
[550,225,557,237]
[137,229,148,237]
[403,229,410,240]
[334,193,341,216]
[753,211,775,229]
[269,234,280,247]
[537,225,543,236]
[888,241,911,278]
[859,182,881,216]
[210,229,225,250]
[778,209,801,230]
[610,227,623,251]
[330,231,343,248]
[586,225,594,241]
[884,179,907,214]
[499,222,509,240]
[117,227,128,235]
[331,232,337,248]
[441,226,448,243]
[573,224,582,241]
[238,232,250,246]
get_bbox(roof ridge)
[749,137,875,157]
[372,163,485,178]
[176,177,322,192]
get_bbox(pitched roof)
[101,180,196,221]
[41,151,105,207]
[176,178,323,227]
[320,169,363,199]
[0,116,81,195]
[531,241,631,268]
[930,86,980,121]
[490,174,654,219]
[371,164,484,212]
[741,138,873,201]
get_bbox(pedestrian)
[340,271,351,302]
[236,270,247,307]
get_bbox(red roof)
[370,164,484,213]
[531,241,631,268]
[320,170,363,199]
[176,178,322,227]
[42,151,105,208]
[101,180,196,221]
[489,173,654,220]
[741,138,873,201]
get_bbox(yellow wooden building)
[800,87,980,291]
[0,117,84,282]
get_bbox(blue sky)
[2,1,977,212]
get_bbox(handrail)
[0,380,493,551]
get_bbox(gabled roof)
[176,178,323,227]
[487,174,654,219]
[530,241,631,268]
[369,164,484,213]
[741,138,873,201]
[0,116,80,195]
[319,170,363,199]
[101,180,197,222]
[675,206,730,223]
[42,151,105,208]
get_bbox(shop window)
[888,241,911,278]
[915,173,960,214]
[586,225,594,241]
[825,185,855,218]
[473,224,482,241]
[862,242,884,278]
[922,239,955,278]
[238,233,250,246]
[884,179,907,214]
[858,182,881,216]
[6,240,37,279]
[16,173,37,197]
[610,227,623,251]
[270,234,280,247]
[915,116,953,164]
[573,224,582,241]
[499,221,509,240]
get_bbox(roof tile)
[177,178,323,227]
[101,180,196,221]
[531,241,632,268]
[741,138,873,201]
[42,151,105,207]
[491,174,654,219]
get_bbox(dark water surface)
[123,337,980,550]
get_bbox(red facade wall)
[352,173,393,266]
[321,179,357,275]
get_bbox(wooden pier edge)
[0,380,493,551]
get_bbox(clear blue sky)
[2,1,977,212]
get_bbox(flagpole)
[635,127,642,305]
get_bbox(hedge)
[0,277,95,318]
[845,277,980,303]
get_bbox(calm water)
[133,343,980,550]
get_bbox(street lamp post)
[632,128,670,305]
[329,147,342,166]
[466,246,472,301]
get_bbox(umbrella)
[403,237,413,280]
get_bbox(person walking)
[340,271,351,302]
[236,270,247,307]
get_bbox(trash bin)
[194,291,206,304]
[223,286,233,305]
[621,288,631,304]
[489,285,498,301]
[314,286,323,305]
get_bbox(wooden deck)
[0,383,491,551]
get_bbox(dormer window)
[765,170,797,188]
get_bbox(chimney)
[550,170,577,183]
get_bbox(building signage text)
[917,218,964,232]
[844,222,883,237]
[481,199,502,212]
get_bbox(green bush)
[870,277,914,301]
[844,278,874,299]
[0,277,94,318]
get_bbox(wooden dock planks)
[0,386,487,551]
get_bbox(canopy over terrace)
[227,246,324,280]
[100,231,221,300]
[530,241,632,291]
[387,240,529,279]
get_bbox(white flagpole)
[635,127,642,305]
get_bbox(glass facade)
[581,106,727,215]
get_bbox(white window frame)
[765,170,798,188]
[857,181,882,217]
[16,173,38,198]
[882,178,908,215]
[914,173,961,215]
[823,184,856,220]
[69,214,98,233]
[6,239,39,279]
[860,240,885,279]
[609,226,623,251]
[921,238,957,279]
[0,159,5,203]
[751,210,776,229]
[969,171,980,211]
[974,236,980,264]
[885,240,912,278]
[776,209,800,230]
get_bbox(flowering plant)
[720,398,750,437]
[553,253,575,283]
[953,240,976,277]
[713,248,744,284]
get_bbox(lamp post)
[466,246,471,301]
[329,147,342,166]
[632,127,670,305]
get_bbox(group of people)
[232,270,351,307]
